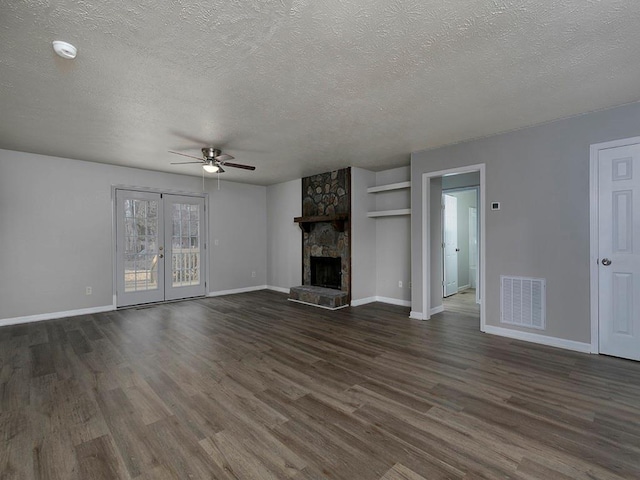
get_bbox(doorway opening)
[421,164,486,330]
[442,186,480,317]
[113,188,208,308]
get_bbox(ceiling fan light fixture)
[203,162,219,173]
[52,40,77,59]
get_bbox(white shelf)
[366,181,411,194]
[367,209,411,218]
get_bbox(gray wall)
[266,179,302,290]
[209,180,267,293]
[411,101,640,343]
[375,167,411,302]
[351,167,377,301]
[0,149,267,320]
[442,172,480,190]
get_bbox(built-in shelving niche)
[366,181,410,217]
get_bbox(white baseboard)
[266,285,290,294]
[0,305,114,328]
[483,325,592,353]
[377,296,411,307]
[409,311,424,320]
[350,296,377,307]
[351,296,411,307]
[288,299,350,311]
[430,305,444,315]
[458,284,470,292]
[207,285,267,297]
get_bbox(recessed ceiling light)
[52,41,77,59]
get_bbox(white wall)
[266,179,302,291]
[0,149,267,320]
[411,101,640,344]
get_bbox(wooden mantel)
[294,213,349,233]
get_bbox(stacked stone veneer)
[291,168,351,308]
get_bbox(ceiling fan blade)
[222,162,256,171]
[170,161,205,165]
[168,151,203,161]
[214,153,235,161]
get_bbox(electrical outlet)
[398,281,403,288]
[85,286,92,295]
[214,239,219,246]
[251,271,256,278]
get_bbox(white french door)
[596,143,640,361]
[115,190,206,307]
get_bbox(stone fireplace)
[289,168,351,309]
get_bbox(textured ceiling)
[1,1,640,185]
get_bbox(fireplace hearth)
[311,256,341,290]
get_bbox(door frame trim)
[111,185,209,309]
[421,163,486,332]
[589,136,640,354]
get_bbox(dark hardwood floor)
[1,290,640,479]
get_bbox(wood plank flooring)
[1,290,640,479]
[443,289,480,317]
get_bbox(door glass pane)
[171,203,200,287]
[123,199,159,292]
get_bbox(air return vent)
[501,276,545,330]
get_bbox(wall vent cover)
[501,276,546,330]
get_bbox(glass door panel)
[164,194,206,301]
[116,190,164,306]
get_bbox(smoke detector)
[52,41,77,59]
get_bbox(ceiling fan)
[169,147,255,173]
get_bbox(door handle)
[455,248,460,252]
[601,258,612,266]
[159,254,164,259]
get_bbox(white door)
[443,194,458,297]
[164,195,206,301]
[116,190,206,307]
[598,144,640,361]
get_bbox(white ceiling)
[1,1,640,185]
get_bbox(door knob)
[455,248,460,252]
[601,258,612,266]
[159,254,164,259]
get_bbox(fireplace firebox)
[310,256,341,290]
